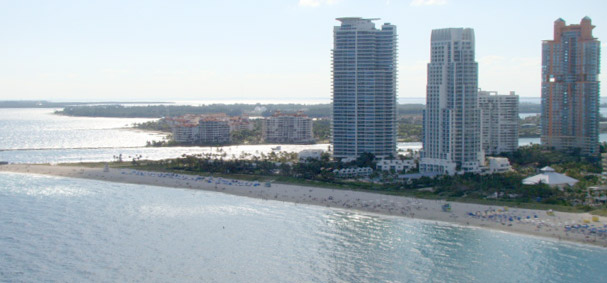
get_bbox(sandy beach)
[2,163,606,247]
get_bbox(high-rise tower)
[332,17,397,160]
[479,90,519,155]
[419,28,484,175]
[541,17,601,156]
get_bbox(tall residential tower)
[332,18,397,160]
[419,28,484,175]
[479,90,519,155]
[541,17,601,156]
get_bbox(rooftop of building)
[547,17,597,42]
[431,28,475,42]
[522,166,579,186]
[270,111,309,118]
[478,89,518,96]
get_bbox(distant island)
[0,100,170,108]
[53,102,543,118]
[52,103,546,143]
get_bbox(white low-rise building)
[333,167,373,178]
[376,159,415,172]
[487,157,512,174]
[298,149,324,161]
[522,166,579,187]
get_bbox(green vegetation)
[55,103,431,119]
[132,120,172,132]
[501,144,600,170]
[591,209,607,216]
[56,104,333,118]
[101,144,604,212]
[231,120,263,144]
[412,172,576,206]
[313,119,331,142]
[398,115,422,142]
[398,104,425,115]
[519,114,540,138]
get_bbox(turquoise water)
[1,172,607,282]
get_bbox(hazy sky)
[1,0,605,103]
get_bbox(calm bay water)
[0,108,418,164]
[1,172,606,282]
[2,108,607,281]
[0,108,164,150]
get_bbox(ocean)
[1,108,607,282]
[2,172,607,282]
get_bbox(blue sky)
[1,0,605,103]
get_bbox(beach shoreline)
[2,163,606,247]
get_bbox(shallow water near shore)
[1,172,607,282]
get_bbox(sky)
[1,0,606,103]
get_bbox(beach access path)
[2,164,606,247]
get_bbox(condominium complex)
[419,28,484,175]
[541,17,601,156]
[479,90,519,155]
[262,112,313,144]
[332,17,397,160]
[167,114,232,144]
[197,118,231,144]
[228,116,254,132]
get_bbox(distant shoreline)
[0,101,171,109]
[2,163,606,248]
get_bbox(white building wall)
[298,149,324,161]
[376,159,415,172]
[172,126,198,143]
[198,120,231,144]
[420,28,484,175]
[479,90,519,155]
[332,18,397,159]
[263,115,314,144]
[487,157,512,173]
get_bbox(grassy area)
[590,209,607,216]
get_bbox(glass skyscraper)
[331,18,397,160]
[541,17,601,156]
[419,28,484,175]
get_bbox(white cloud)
[298,0,340,8]
[410,0,447,7]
